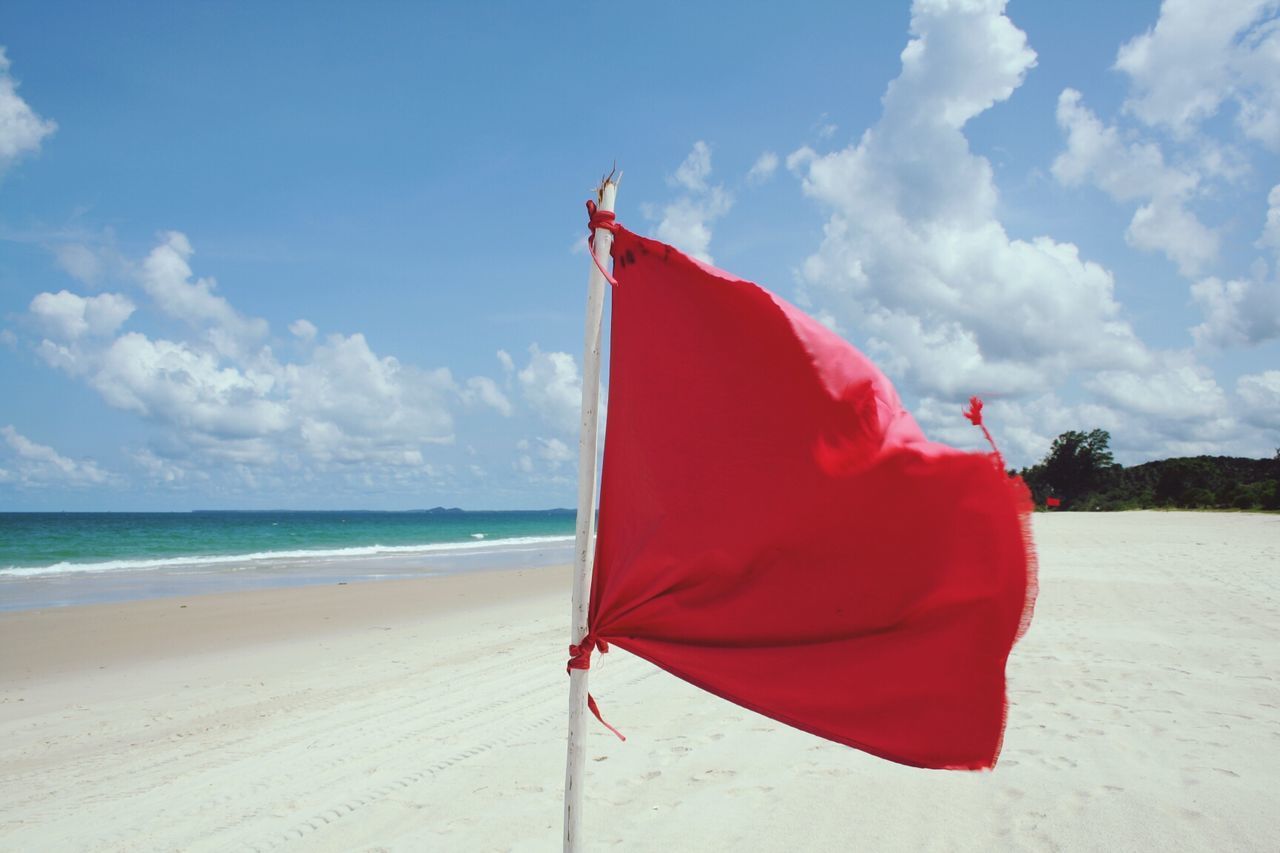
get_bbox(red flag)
[581,222,1036,771]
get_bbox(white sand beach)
[1,511,1277,851]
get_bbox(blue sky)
[1,0,1277,510]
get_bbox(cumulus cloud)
[1053,88,1217,274]
[515,344,582,435]
[1190,271,1280,347]
[29,290,135,340]
[915,377,1265,471]
[1236,369,1280,427]
[1084,354,1228,422]
[1054,5,1279,351]
[1126,198,1219,275]
[281,332,456,459]
[654,141,733,263]
[1260,184,1280,251]
[1115,0,1280,149]
[0,425,110,486]
[27,232,461,484]
[789,0,1148,399]
[0,48,56,173]
[140,231,269,358]
[74,332,288,440]
[1187,180,1280,348]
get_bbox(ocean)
[0,509,577,611]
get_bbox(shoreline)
[0,536,575,613]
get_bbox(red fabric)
[586,224,1036,771]
[1046,497,1061,508]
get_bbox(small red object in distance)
[1046,497,1061,508]
[582,217,1038,771]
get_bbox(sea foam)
[0,535,575,578]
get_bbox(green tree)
[1031,429,1117,508]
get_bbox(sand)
[1,511,1277,851]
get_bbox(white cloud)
[1,425,110,486]
[1190,271,1280,347]
[289,318,317,340]
[1126,198,1219,275]
[746,151,779,185]
[654,141,733,263]
[515,344,581,435]
[537,436,573,467]
[914,382,1268,471]
[140,231,268,358]
[0,47,56,172]
[27,232,462,484]
[131,447,194,484]
[654,192,732,264]
[1053,88,1217,275]
[513,436,575,480]
[1190,183,1280,348]
[671,140,713,192]
[1260,183,1280,250]
[282,331,456,458]
[1236,370,1280,427]
[29,290,135,340]
[81,332,289,440]
[496,349,515,374]
[790,0,1148,398]
[1052,90,1196,200]
[462,375,513,417]
[1084,354,1228,422]
[1115,0,1280,149]
[886,0,1036,130]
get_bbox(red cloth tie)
[567,633,609,672]
[586,200,621,286]
[566,633,625,741]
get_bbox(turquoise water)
[0,510,575,574]
[0,510,577,610]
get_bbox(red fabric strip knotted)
[964,396,1007,470]
[566,633,609,672]
[585,199,621,286]
[566,633,625,741]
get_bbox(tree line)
[1017,430,1280,511]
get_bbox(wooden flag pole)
[564,173,618,853]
